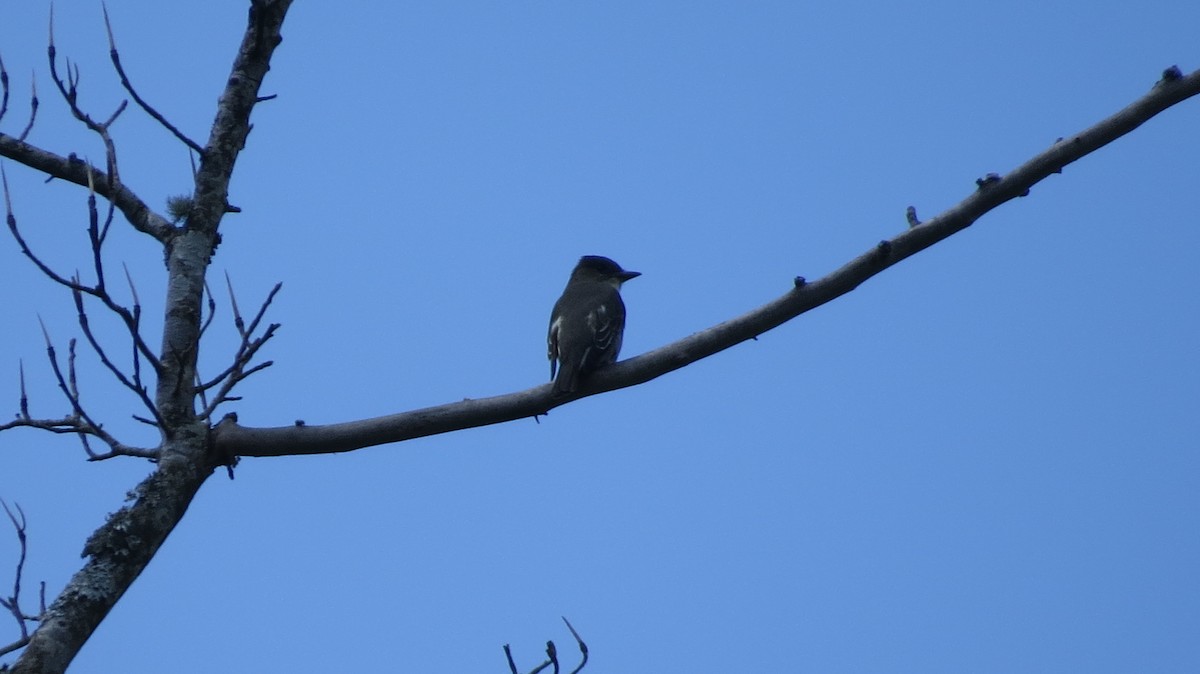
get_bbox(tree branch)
[101,4,205,157]
[503,618,588,674]
[8,4,295,672]
[0,10,174,243]
[212,66,1200,459]
[0,135,175,242]
[0,500,40,659]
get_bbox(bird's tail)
[552,363,580,396]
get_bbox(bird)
[547,255,641,395]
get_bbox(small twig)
[18,75,39,142]
[101,3,205,156]
[243,282,282,338]
[199,280,283,418]
[0,499,38,648]
[504,620,588,674]
[17,360,28,419]
[5,165,98,293]
[13,320,159,461]
[546,640,559,674]
[48,8,126,188]
[4,171,163,376]
[199,279,217,339]
[130,414,158,428]
[0,51,9,124]
[504,644,520,674]
[225,271,244,335]
[562,617,589,674]
[85,166,106,291]
[70,281,164,427]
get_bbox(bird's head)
[573,255,641,287]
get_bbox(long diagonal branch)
[213,65,1200,459]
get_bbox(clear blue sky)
[1,1,1198,672]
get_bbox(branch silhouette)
[2,3,294,672]
[212,65,1200,460]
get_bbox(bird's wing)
[583,290,626,366]
[547,314,562,380]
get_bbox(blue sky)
[1,1,1198,672]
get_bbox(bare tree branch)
[101,4,205,157]
[0,52,9,125]
[504,619,588,674]
[47,7,127,187]
[0,9,173,242]
[1,325,158,461]
[197,278,281,418]
[211,65,1200,459]
[0,54,40,143]
[0,136,173,242]
[0,500,41,659]
[3,164,165,435]
[8,4,294,672]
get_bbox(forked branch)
[0,500,45,659]
[0,326,157,461]
[2,165,165,442]
[197,277,282,419]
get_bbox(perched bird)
[547,255,641,395]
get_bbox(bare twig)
[0,51,9,124]
[562,617,589,674]
[17,361,28,419]
[18,75,39,142]
[101,3,205,156]
[199,280,217,340]
[503,620,587,674]
[198,279,282,419]
[70,282,163,428]
[0,321,160,461]
[47,8,126,185]
[504,644,519,674]
[0,53,40,141]
[3,168,163,375]
[0,499,40,659]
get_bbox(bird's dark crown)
[575,255,639,279]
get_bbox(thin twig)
[0,499,37,648]
[199,279,217,339]
[562,617,589,674]
[85,166,105,291]
[0,51,9,124]
[17,321,159,461]
[70,282,164,427]
[4,171,163,375]
[18,360,29,419]
[198,281,283,418]
[47,8,126,189]
[503,621,588,674]
[101,3,205,156]
[17,76,38,142]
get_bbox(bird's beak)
[617,270,641,282]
